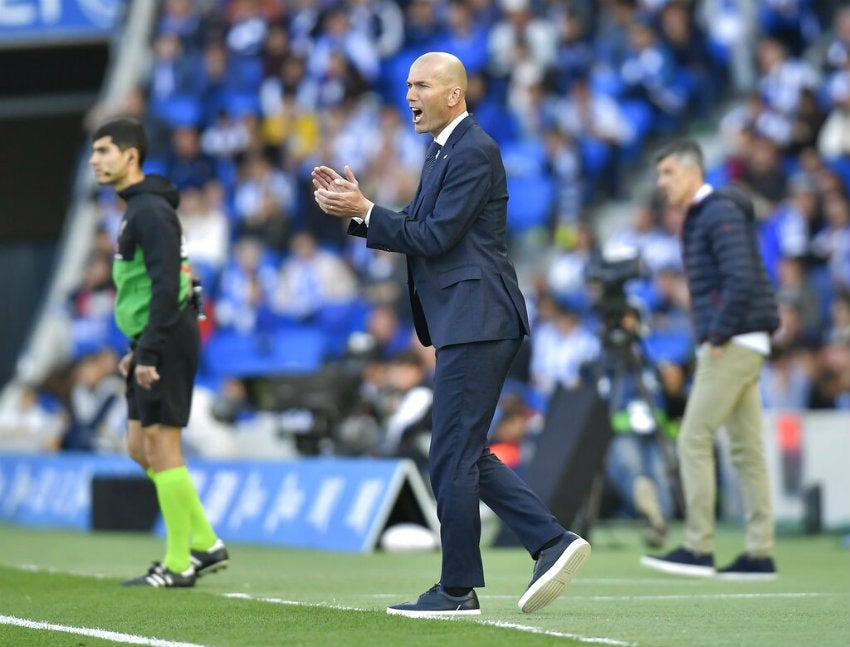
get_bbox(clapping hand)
[312,165,345,192]
[312,165,373,219]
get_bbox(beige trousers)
[678,342,774,556]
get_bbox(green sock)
[151,466,194,573]
[147,466,216,552]
[188,486,218,552]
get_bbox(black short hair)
[654,139,704,173]
[92,117,148,165]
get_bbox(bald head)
[407,52,468,137]
[413,52,468,94]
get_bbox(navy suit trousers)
[430,337,565,588]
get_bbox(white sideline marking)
[223,592,636,646]
[224,592,365,612]
[20,563,111,579]
[570,592,826,602]
[490,577,706,586]
[481,620,636,646]
[370,591,828,601]
[0,615,209,647]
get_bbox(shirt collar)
[434,111,469,147]
[691,183,714,205]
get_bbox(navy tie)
[422,140,442,182]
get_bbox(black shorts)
[126,306,199,428]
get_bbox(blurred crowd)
[3,0,849,529]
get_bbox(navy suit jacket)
[349,115,530,349]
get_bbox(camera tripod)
[576,324,685,541]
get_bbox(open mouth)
[411,107,423,124]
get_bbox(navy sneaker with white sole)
[716,553,777,580]
[387,584,481,617]
[518,531,591,613]
[640,546,715,577]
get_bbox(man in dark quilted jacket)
[641,139,780,581]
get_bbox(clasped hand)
[312,165,373,218]
[118,350,159,390]
[135,364,160,390]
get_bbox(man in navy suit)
[312,51,590,617]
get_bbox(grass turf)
[0,522,848,647]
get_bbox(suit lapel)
[411,116,476,217]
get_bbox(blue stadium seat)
[507,175,555,233]
[226,55,264,93]
[142,157,168,176]
[150,94,202,128]
[214,158,238,193]
[473,100,519,144]
[501,139,547,177]
[590,66,624,98]
[316,299,372,357]
[380,48,420,114]
[619,99,654,143]
[578,137,611,180]
[705,163,730,187]
[203,326,328,378]
[223,90,262,118]
[316,299,371,335]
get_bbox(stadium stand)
[2,2,849,523]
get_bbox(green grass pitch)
[0,522,848,647]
